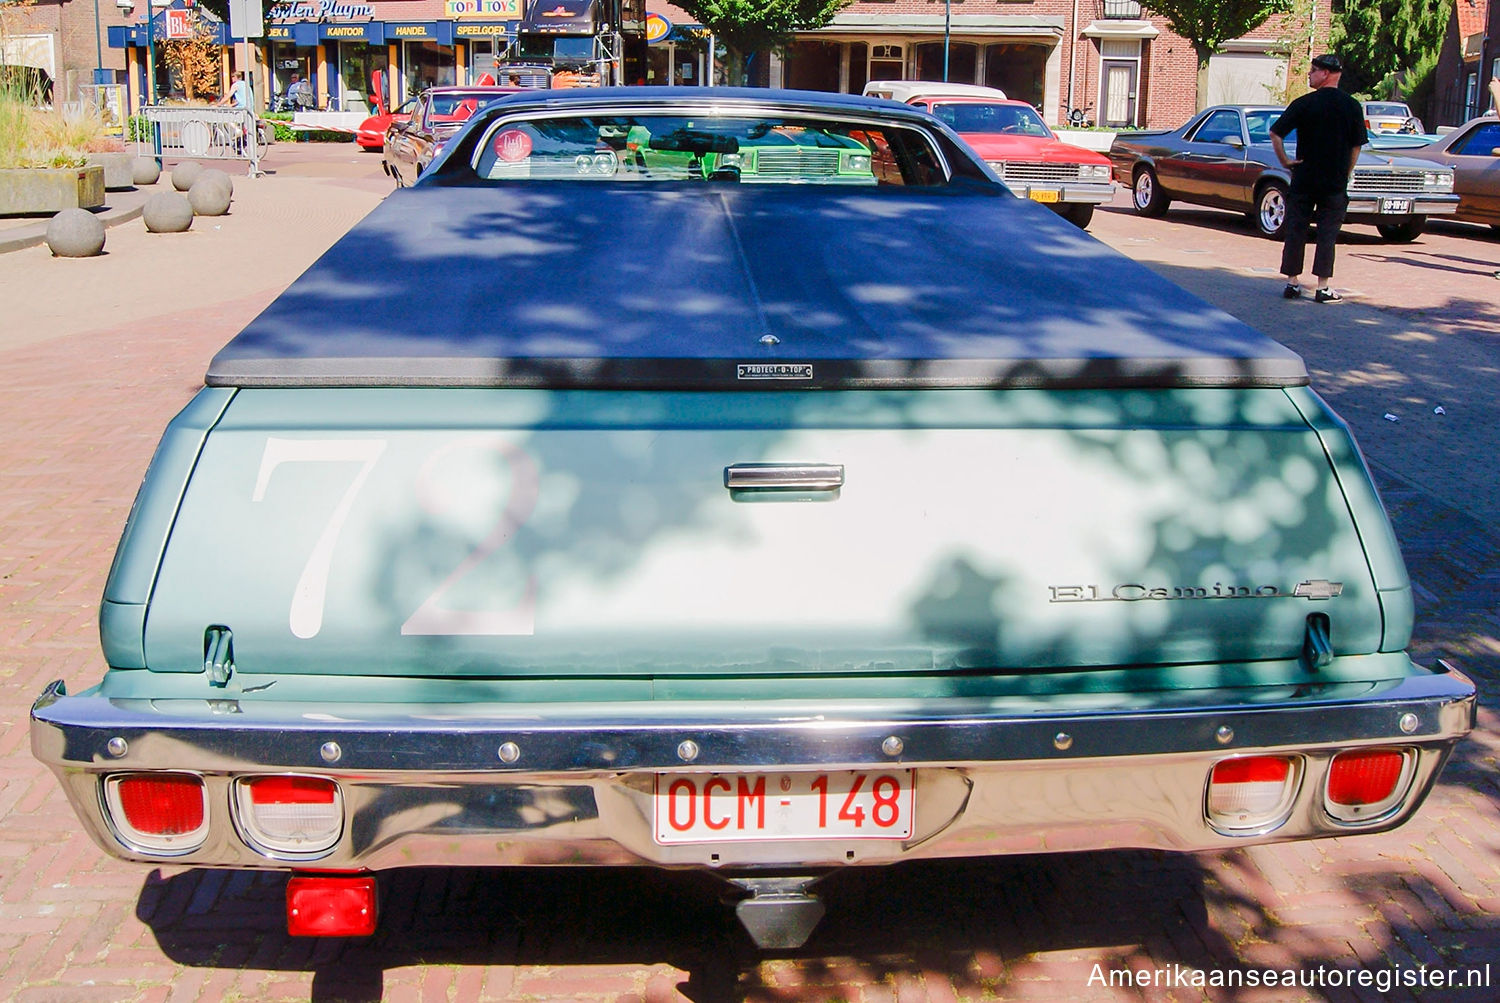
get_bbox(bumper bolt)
[1215,726,1234,745]
[677,740,700,763]
[881,736,904,757]
[498,741,521,764]
[1399,713,1419,734]
[1053,732,1073,751]
[320,741,342,763]
[106,737,128,758]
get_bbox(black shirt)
[1271,88,1368,196]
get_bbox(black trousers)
[1280,189,1349,280]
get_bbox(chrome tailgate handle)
[724,463,844,491]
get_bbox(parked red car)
[864,81,1115,228]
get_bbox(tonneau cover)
[207,184,1307,390]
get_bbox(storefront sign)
[266,25,292,38]
[164,8,194,39]
[387,21,455,43]
[269,1,374,20]
[446,0,522,17]
[644,12,671,43]
[320,22,385,42]
[453,22,514,36]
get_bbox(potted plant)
[0,72,110,213]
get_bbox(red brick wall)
[8,0,136,102]
[836,0,1334,128]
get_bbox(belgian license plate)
[1029,189,1061,203]
[1381,197,1412,213]
[653,769,915,844]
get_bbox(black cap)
[1310,53,1343,73]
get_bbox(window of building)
[983,43,1046,107]
[914,42,977,83]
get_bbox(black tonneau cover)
[208,184,1308,390]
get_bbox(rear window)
[932,102,1049,137]
[1365,103,1410,117]
[470,112,948,186]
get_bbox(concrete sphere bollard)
[188,169,233,216]
[131,157,162,186]
[45,209,106,257]
[143,191,194,233]
[171,161,204,192]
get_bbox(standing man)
[1270,54,1367,304]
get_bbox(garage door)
[1207,52,1285,105]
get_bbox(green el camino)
[30,88,1475,949]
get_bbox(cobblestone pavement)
[2,150,1499,1002]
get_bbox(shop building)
[108,0,652,112]
[773,0,1331,129]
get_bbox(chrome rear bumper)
[31,666,1475,872]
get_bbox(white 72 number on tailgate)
[252,436,537,639]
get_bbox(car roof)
[209,179,1306,390]
[863,81,1009,102]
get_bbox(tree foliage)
[671,0,852,85]
[1140,0,1294,110]
[1331,0,1451,98]
[158,10,222,101]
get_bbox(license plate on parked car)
[654,769,915,844]
[1029,189,1061,203]
[1380,198,1412,213]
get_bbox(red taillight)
[248,776,337,805]
[1325,748,1411,822]
[117,774,205,834]
[236,775,343,855]
[1206,756,1298,833]
[104,773,209,853]
[287,875,378,937]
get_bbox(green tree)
[1331,0,1451,98]
[671,0,852,85]
[1140,0,1294,110]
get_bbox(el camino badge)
[1049,580,1343,602]
[738,364,813,380]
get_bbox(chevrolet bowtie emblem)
[1293,580,1344,600]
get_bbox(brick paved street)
[2,146,1498,1002]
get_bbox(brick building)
[0,0,133,102]
[773,0,1334,128]
[1433,0,1496,125]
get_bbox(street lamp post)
[943,0,950,81]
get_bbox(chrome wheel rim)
[1260,188,1285,234]
[1134,173,1153,209]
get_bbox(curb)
[0,198,151,255]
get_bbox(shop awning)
[519,0,597,34]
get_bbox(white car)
[1363,101,1423,135]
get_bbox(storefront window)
[914,42,976,83]
[784,41,841,92]
[337,43,383,114]
[404,41,456,96]
[869,44,903,82]
[270,43,307,101]
[984,43,1045,108]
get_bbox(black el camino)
[1110,104,1460,242]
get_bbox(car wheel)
[1376,219,1425,242]
[1132,168,1170,217]
[1253,182,1287,239]
[1060,203,1094,228]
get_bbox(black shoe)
[1282,283,1302,299]
[1314,288,1343,303]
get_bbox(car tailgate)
[128,385,1396,678]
